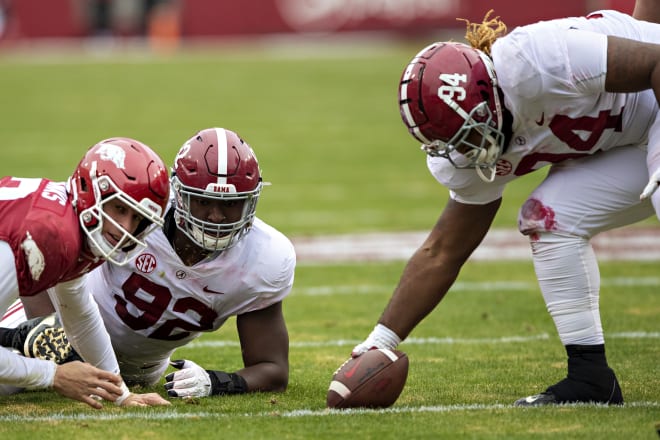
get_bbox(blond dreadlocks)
[457,9,507,56]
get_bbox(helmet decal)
[69,137,170,265]
[95,143,127,169]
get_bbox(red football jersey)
[0,177,102,296]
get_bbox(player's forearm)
[49,281,120,374]
[234,361,288,392]
[633,0,660,23]
[379,248,462,340]
[0,346,55,389]
[378,199,497,340]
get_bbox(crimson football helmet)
[398,41,505,182]
[68,137,170,265]
[171,127,263,252]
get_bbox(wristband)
[206,370,248,395]
[371,323,402,350]
[114,381,131,406]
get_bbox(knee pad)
[529,232,604,346]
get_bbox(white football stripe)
[291,228,660,263]
[214,127,228,184]
[400,99,415,128]
[379,348,399,362]
[2,401,658,423]
[328,380,352,399]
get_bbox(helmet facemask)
[171,127,263,253]
[172,176,262,253]
[421,100,505,182]
[74,163,165,265]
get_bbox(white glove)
[640,169,660,200]
[164,359,211,398]
[351,323,401,357]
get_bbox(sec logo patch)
[135,253,157,273]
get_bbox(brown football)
[327,348,409,409]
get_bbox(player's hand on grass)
[52,361,123,409]
[119,392,171,407]
[164,359,212,397]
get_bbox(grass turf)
[0,43,657,439]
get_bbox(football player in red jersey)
[1,128,295,399]
[0,137,171,409]
[352,4,660,406]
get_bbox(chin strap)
[476,165,496,183]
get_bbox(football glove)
[351,323,401,357]
[165,359,249,397]
[165,359,212,397]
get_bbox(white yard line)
[184,332,659,349]
[292,277,660,296]
[2,401,658,423]
[185,334,551,349]
[292,227,660,264]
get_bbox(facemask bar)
[79,166,165,266]
[172,177,262,253]
[420,50,504,183]
[421,101,505,182]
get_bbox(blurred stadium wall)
[0,0,636,45]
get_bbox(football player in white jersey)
[351,6,660,406]
[0,138,171,408]
[1,127,296,399]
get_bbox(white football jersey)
[88,217,296,384]
[429,10,660,205]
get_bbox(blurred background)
[0,0,647,238]
[0,0,637,45]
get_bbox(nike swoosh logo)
[535,113,545,125]
[343,357,363,379]
[202,286,225,295]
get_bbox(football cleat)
[515,377,624,406]
[20,314,78,364]
[514,391,559,407]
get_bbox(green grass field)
[0,42,658,439]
